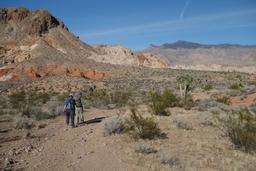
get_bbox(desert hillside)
[0,7,167,82]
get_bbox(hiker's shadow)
[80,117,107,125]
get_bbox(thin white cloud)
[179,0,191,20]
[80,8,256,39]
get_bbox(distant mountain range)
[144,40,256,73]
[149,40,256,49]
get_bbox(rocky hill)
[0,7,167,82]
[144,40,256,73]
[92,45,168,68]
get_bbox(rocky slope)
[0,7,167,82]
[92,45,168,68]
[144,40,256,73]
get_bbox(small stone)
[24,132,31,138]
[25,145,33,153]
[8,150,14,156]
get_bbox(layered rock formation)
[0,65,110,81]
[0,7,168,82]
[92,45,168,68]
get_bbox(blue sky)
[1,0,256,50]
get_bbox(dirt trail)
[1,109,145,171]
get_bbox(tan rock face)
[136,53,169,68]
[92,45,169,68]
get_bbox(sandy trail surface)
[0,109,145,171]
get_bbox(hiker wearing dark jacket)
[64,94,76,128]
[75,92,84,126]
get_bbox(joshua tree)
[176,74,194,100]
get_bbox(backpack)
[64,98,70,110]
[64,98,76,110]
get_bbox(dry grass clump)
[158,152,180,166]
[134,143,157,154]
[216,96,230,105]
[103,116,125,136]
[173,120,193,130]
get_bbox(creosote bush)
[149,89,178,116]
[9,91,26,110]
[125,108,161,139]
[9,91,51,111]
[203,84,213,91]
[23,107,54,120]
[229,83,243,90]
[222,108,256,153]
[149,89,196,114]
[85,89,132,108]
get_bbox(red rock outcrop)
[0,65,111,81]
[229,93,256,106]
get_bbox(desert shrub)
[174,120,193,130]
[109,90,132,107]
[86,89,132,108]
[21,107,54,120]
[222,108,256,152]
[46,100,65,116]
[28,91,50,105]
[103,116,125,136]
[29,107,53,120]
[149,89,178,116]
[134,143,157,154]
[14,114,34,130]
[216,96,230,105]
[203,84,213,91]
[158,152,180,166]
[57,92,70,102]
[247,80,256,86]
[197,98,218,111]
[9,91,26,110]
[0,96,8,109]
[125,108,161,139]
[177,97,196,110]
[227,90,240,97]
[229,83,243,90]
[85,89,109,107]
[9,91,52,112]
[250,104,256,114]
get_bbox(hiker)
[64,94,76,128]
[75,92,84,126]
